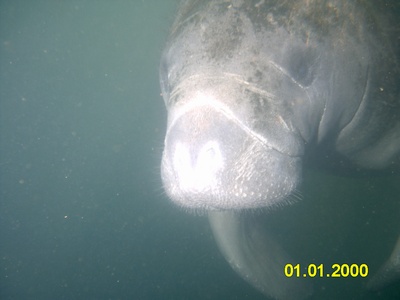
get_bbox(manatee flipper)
[367,235,400,290]
[208,211,312,300]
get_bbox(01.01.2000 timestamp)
[284,263,368,278]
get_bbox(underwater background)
[1,1,400,299]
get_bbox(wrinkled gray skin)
[160,0,400,299]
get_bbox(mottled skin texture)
[160,0,400,299]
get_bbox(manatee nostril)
[197,141,223,169]
[204,144,216,156]
[172,140,224,192]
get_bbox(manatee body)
[160,1,400,299]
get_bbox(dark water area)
[0,1,399,299]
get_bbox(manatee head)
[159,1,333,210]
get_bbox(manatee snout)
[161,103,301,210]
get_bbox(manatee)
[159,0,400,299]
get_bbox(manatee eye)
[286,48,317,87]
[159,57,170,106]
